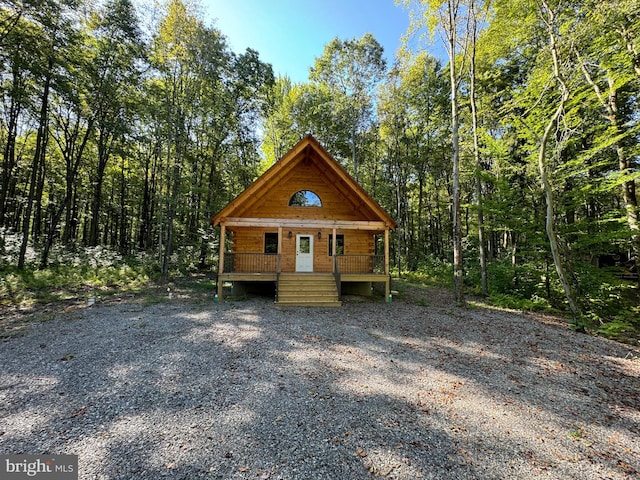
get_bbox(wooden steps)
[276,273,342,307]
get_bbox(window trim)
[288,190,322,207]
[328,234,344,256]
[264,232,278,255]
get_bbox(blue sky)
[202,0,420,83]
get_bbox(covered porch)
[216,218,392,304]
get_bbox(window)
[264,232,278,254]
[329,234,344,256]
[289,190,322,207]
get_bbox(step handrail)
[275,254,281,303]
[333,255,342,300]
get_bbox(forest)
[0,0,638,340]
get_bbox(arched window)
[289,190,322,207]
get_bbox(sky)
[202,0,426,84]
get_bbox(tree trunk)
[510,232,519,288]
[62,176,77,244]
[89,128,113,246]
[469,0,488,296]
[162,161,180,276]
[446,0,464,305]
[119,154,128,254]
[42,116,94,267]
[0,63,22,227]
[351,123,358,183]
[199,140,223,268]
[538,0,581,323]
[32,156,47,242]
[138,148,154,250]
[162,108,184,276]
[18,60,52,270]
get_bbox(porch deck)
[217,252,391,303]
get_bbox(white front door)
[296,234,314,272]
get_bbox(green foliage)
[571,263,640,341]
[595,319,637,339]
[462,254,640,342]
[308,33,386,178]
[0,258,156,308]
[401,257,454,288]
[488,293,551,312]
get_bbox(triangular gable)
[212,135,397,229]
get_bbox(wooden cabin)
[212,135,397,306]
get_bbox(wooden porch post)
[385,227,391,302]
[217,224,226,301]
[332,227,337,272]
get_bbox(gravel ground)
[1,293,639,479]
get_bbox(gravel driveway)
[1,294,639,479]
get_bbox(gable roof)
[212,134,396,229]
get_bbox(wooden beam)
[219,273,277,282]
[277,226,283,255]
[218,224,226,301]
[384,228,389,276]
[340,274,389,282]
[385,228,390,302]
[220,217,388,231]
[332,227,337,272]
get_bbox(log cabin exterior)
[212,135,397,306]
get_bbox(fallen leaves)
[236,466,276,478]
[69,405,89,418]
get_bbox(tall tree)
[150,0,201,276]
[401,0,472,305]
[41,18,98,265]
[148,0,272,274]
[14,0,78,269]
[309,33,386,181]
[85,0,143,247]
[535,0,580,321]
[468,0,488,295]
[262,76,298,163]
[378,51,450,269]
[0,4,33,226]
[474,0,612,317]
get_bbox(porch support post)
[332,227,337,272]
[218,224,226,301]
[278,226,283,275]
[385,228,391,302]
[277,226,283,255]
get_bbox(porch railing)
[223,252,280,273]
[222,253,385,275]
[334,254,385,274]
